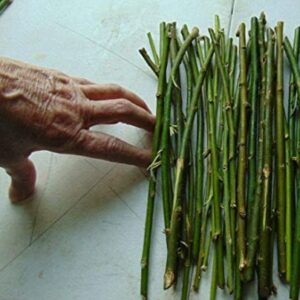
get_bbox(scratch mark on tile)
[109,186,142,221]
[53,21,152,79]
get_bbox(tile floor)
[0,0,298,299]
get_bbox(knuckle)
[115,99,132,116]
[71,128,85,145]
[59,127,84,151]
[76,77,90,85]
[105,137,123,154]
[59,87,74,100]
[54,71,70,84]
[82,103,95,126]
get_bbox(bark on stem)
[284,35,300,300]
[275,22,286,279]
[258,28,274,298]
[164,41,214,290]
[140,22,170,298]
[244,15,264,282]
[236,23,248,272]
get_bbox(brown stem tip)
[164,270,175,289]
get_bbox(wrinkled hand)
[0,57,155,203]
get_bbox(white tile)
[0,151,52,271]
[31,154,109,240]
[35,0,234,72]
[0,176,167,300]
[230,0,300,37]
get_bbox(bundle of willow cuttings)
[139,13,300,300]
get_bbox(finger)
[65,130,151,168]
[80,83,152,113]
[84,99,155,132]
[5,158,36,203]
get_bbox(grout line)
[228,0,237,38]
[0,244,30,273]
[84,158,116,173]
[53,21,153,80]
[109,186,143,221]
[29,153,54,245]
[0,164,116,273]
[109,184,165,248]
[30,165,116,243]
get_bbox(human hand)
[0,57,155,203]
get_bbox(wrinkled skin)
[0,57,155,203]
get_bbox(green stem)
[182,147,195,300]
[193,94,205,262]
[160,23,173,234]
[0,0,11,12]
[284,118,292,284]
[246,16,259,230]
[181,259,191,300]
[275,21,286,279]
[245,15,264,282]
[230,45,238,260]
[202,229,212,272]
[179,118,193,300]
[216,31,227,149]
[140,23,170,298]
[192,35,206,263]
[193,187,212,291]
[181,26,202,265]
[290,110,300,300]
[210,249,218,300]
[209,27,236,210]
[181,25,199,81]
[170,23,184,154]
[193,148,213,290]
[160,26,199,239]
[234,254,243,300]
[258,28,274,299]
[284,35,300,300]
[288,28,300,158]
[181,190,193,300]
[229,45,238,102]
[210,27,240,289]
[222,121,234,293]
[221,36,234,294]
[213,16,221,122]
[284,36,300,99]
[138,48,159,76]
[233,74,241,129]
[236,23,248,272]
[147,32,160,65]
[164,40,214,290]
[286,26,300,284]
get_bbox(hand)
[0,57,155,203]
